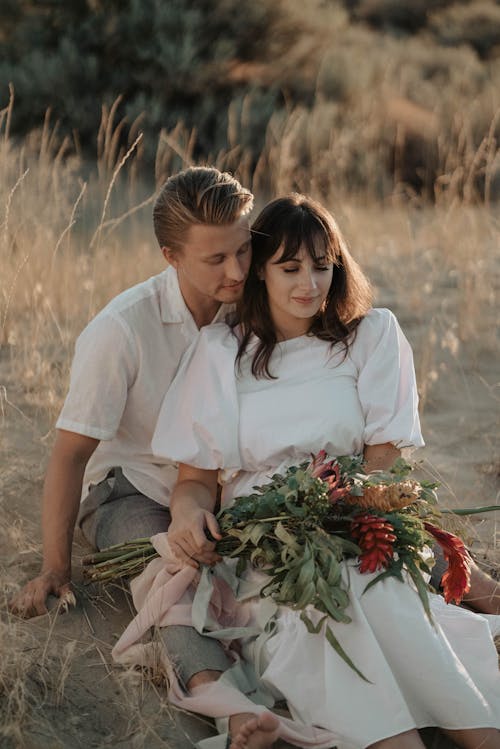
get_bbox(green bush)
[430,2,500,58]
[1,0,499,200]
[0,0,298,163]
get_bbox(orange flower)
[424,523,472,604]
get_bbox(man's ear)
[162,246,177,266]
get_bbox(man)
[9,166,280,748]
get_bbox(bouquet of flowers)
[83,452,496,678]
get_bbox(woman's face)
[261,243,333,340]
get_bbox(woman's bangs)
[277,219,333,264]
[272,212,330,264]
[274,230,304,262]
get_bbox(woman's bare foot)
[229,711,280,749]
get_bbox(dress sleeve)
[152,324,241,471]
[352,308,424,449]
[56,313,137,440]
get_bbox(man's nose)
[225,255,245,282]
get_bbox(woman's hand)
[168,466,221,568]
[168,506,222,568]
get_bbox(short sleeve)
[152,324,241,471]
[56,313,137,440]
[351,308,424,449]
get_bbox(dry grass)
[1,93,499,747]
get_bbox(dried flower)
[307,450,351,503]
[345,480,420,512]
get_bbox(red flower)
[424,523,472,604]
[351,513,396,574]
[308,451,351,503]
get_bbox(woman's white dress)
[138,308,499,748]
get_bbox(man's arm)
[9,429,98,618]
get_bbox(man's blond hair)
[153,166,254,252]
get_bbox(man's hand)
[168,507,222,568]
[9,570,73,618]
[9,430,98,619]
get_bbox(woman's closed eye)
[282,265,330,273]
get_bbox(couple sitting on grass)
[10,167,500,749]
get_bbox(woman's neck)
[273,319,311,342]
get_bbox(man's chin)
[216,285,244,303]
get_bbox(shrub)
[430,2,500,59]
[0,0,299,162]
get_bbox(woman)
[115,195,500,749]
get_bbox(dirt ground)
[1,313,498,748]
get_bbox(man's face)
[166,217,252,308]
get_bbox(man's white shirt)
[56,265,230,505]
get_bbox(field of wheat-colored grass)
[1,88,499,748]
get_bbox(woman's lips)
[293,296,319,304]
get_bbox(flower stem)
[441,505,499,516]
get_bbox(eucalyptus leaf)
[274,521,301,551]
[325,625,371,683]
[295,581,317,608]
[405,558,433,625]
[249,522,271,546]
[296,557,316,590]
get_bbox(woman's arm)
[168,464,222,568]
[363,442,401,473]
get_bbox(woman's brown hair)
[235,193,373,378]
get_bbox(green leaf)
[326,556,342,587]
[274,521,301,551]
[441,505,500,516]
[300,611,328,634]
[236,557,247,577]
[249,522,271,545]
[295,581,317,608]
[362,567,401,594]
[349,484,364,496]
[405,558,433,625]
[285,499,306,517]
[316,576,351,623]
[300,612,370,683]
[296,557,316,590]
[325,625,371,683]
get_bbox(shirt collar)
[159,265,234,326]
